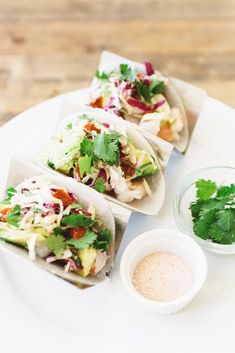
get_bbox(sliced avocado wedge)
[77,247,97,277]
[0,223,47,247]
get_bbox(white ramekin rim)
[120,228,208,314]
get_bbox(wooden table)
[0,0,235,126]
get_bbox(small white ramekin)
[120,229,207,315]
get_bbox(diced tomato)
[53,189,73,207]
[0,208,12,222]
[136,72,145,79]
[157,122,174,142]
[84,122,101,134]
[90,97,104,109]
[69,227,86,240]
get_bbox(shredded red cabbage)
[127,97,165,112]
[68,258,81,271]
[152,99,165,110]
[68,192,77,202]
[79,209,92,216]
[87,179,96,188]
[43,202,54,209]
[98,169,107,180]
[103,122,110,128]
[144,61,155,75]
[105,96,115,110]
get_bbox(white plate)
[1,89,235,353]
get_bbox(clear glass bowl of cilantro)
[174,166,235,254]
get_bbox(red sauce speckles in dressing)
[132,251,193,302]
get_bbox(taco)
[39,108,165,215]
[90,60,188,152]
[0,174,115,280]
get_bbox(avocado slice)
[0,223,47,247]
[77,247,97,277]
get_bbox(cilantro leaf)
[78,155,92,177]
[195,179,217,200]
[95,70,110,80]
[47,160,55,170]
[216,184,235,198]
[5,205,22,228]
[135,81,151,102]
[46,234,66,256]
[66,230,97,249]
[62,214,93,227]
[94,134,120,166]
[193,209,216,240]
[94,228,112,252]
[1,187,17,204]
[80,138,94,156]
[134,79,165,103]
[53,227,65,236]
[209,224,235,244]
[190,179,235,245]
[66,123,73,130]
[190,199,204,221]
[135,162,159,177]
[92,178,106,193]
[216,209,234,231]
[119,63,133,81]
[150,80,165,95]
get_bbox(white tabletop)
[0,91,235,353]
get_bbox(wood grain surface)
[0,0,235,125]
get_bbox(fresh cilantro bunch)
[190,179,235,244]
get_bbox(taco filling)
[40,114,159,203]
[90,61,184,142]
[0,177,112,277]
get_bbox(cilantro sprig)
[79,133,120,172]
[46,227,112,256]
[93,133,120,166]
[5,205,22,228]
[1,187,17,205]
[93,178,106,193]
[62,214,93,227]
[46,234,66,256]
[95,70,110,81]
[67,230,97,250]
[190,179,235,244]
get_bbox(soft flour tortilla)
[90,58,189,153]
[1,157,115,288]
[40,107,166,216]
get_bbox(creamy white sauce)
[132,251,193,302]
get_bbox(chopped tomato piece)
[84,122,101,134]
[136,72,145,79]
[0,208,12,222]
[90,96,104,109]
[157,122,174,142]
[70,227,86,240]
[53,189,73,207]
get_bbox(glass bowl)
[173,166,235,254]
